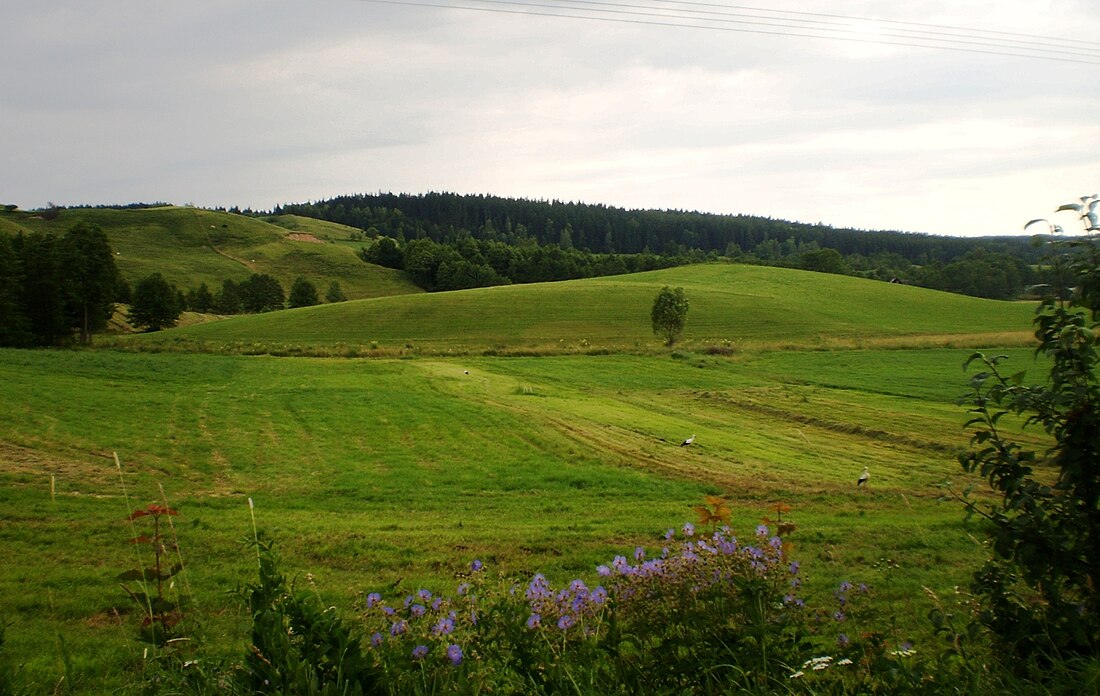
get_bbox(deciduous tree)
[651,286,689,347]
[128,273,181,331]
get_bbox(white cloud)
[2,0,1098,235]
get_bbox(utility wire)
[539,0,1100,60]
[356,0,1100,64]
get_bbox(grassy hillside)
[111,263,1035,354]
[0,343,1049,692]
[0,206,421,301]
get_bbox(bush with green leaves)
[237,541,382,695]
[958,195,1100,665]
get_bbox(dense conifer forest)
[277,192,1045,298]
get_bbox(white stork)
[857,467,870,487]
[680,434,696,447]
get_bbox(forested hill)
[275,192,1038,265]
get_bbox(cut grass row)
[0,345,1046,692]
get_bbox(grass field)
[0,262,1053,692]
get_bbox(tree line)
[0,223,122,346]
[281,192,1046,300]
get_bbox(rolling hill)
[112,262,1035,354]
[0,205,421,300]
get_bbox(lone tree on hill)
[651,286,689,347]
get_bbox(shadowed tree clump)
[128,273,181,332]
[958,195,1100,666]
[60,222,121,344]
[651,286,689,347]
[288,276,320,308]
[325,280,346,303]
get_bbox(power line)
[537,0,1100,60]
[356,0,1100,65]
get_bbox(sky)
[3,1,1098,237]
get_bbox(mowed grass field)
[0,264,1051,693]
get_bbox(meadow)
[0,263,1053,692]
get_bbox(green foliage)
[238,273,285,313]
[184,283,214,313]
[288,277,320,308]
[958,197,1100,665]
[325,280,346,303]
[237,541,380,695]
[360,237,403,269]
[0,222,120,346]
[651,285,689,347]
[128,273,182,332]
[60,222,121,344]
[800,247,850,275]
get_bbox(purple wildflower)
[371,632,384,647]
[431,597,443,612]
[470,559,483,572]
[788,561,800,575]
[838,581,853,593]
[411,604,426,617]
[456,582,471,596]
[526,613,542,629]
[446,644,463,666]
[390,619,408,636]
[412,645,429,661]
[596,565,611,577]
[557,615,575,630]
[664,528,675,540]
[682,522,695,537]
[433,617,455,635]
[634,546,646,561]
[383,606,396,616]
[417,589,433,602]
[756,523,769,537]
[833,610,846,622]
[366,592,382,608]
[838,633,850,648]
[591,586,608,605]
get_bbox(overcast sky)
[3,0,1098,237]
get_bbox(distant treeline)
[277,192,1046,299]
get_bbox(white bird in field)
[857,467,870,487]
[680,434,696,447]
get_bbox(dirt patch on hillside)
[0,441,120,490]
[286,232,324,243]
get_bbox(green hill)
[0,206,421,301]
[115,263,1034,353]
